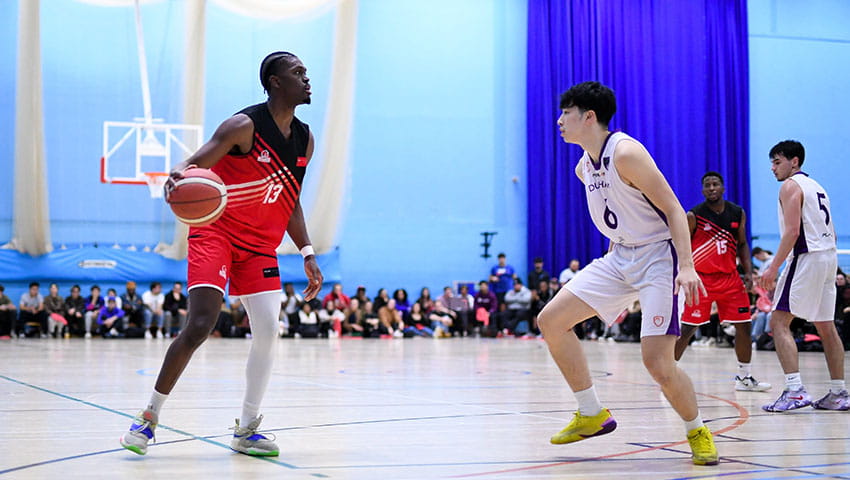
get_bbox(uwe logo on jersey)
[257,150,271,163]
[296,156,308,167]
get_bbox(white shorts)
[565,239,684,337]
[773,249,837,322]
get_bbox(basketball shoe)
[812,390,850,411]
[120,409,158,455]
[735,375,771,392]
[687,425,719,465]
[231,415,279,456]
[550,408,617,445]
[762,386,812,412]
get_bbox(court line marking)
[449,391,749,478]
[0,374,298,472]
[630,442,850,480]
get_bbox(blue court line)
[0,374,298,473]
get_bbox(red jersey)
[191,103,310,250]
[690,201,743,274]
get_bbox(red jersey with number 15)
[690,200,743,274]
[191,103,310,250]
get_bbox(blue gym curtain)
[526,0,750,272]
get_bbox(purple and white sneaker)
[812,390,850,411]
[762,387,812,412]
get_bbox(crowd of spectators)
[1,248,846,349]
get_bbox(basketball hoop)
[143,172,169,199]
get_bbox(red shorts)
[681,271,751,326]
[187,230,282,296]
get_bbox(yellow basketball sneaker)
[550,408,617,445]
[687,425,719,465]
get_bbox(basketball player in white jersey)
[758,140,848,411]
[537,82,718,465]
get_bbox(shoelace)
[130,415,156,443]
[230,418,276,442]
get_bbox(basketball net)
[143,172,169,198]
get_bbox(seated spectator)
[498,279,532,336]
[0,284,16,339]
[352,285,370,306]
[322,283,351,311]
[229,295,247,330]
[378,298,404,337]
[393,288,411,314]
[373,288,390,312]
[121,281,144,329]
[83,285,105,339]
[106,288,123,309]
[342,298,365,336]
[403,301,433,337]
[142,282,165,339]
[416,287,435,314]
[614,301,642,342]
[163,282,188,338]
[19,282,47,338]
[527,256,550,294]
[318,298,345,337]
[44,283,67,338]
[473,281,498,336]
[297,301,320,338]
[280,282,303,337]
[431,287,458,337]
[361,301,385,338]
[97,296,125,337]
[64,285,85,336]
[531,278,554,334]
[558,259,581,285]
[548,277,561,295]
[448,284,474,336]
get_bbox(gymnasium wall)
[748,0,850,257]
[0,0,528,299]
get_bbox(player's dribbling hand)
[675,266,707,307]
[164,164,197,201]
[302,256,323,301]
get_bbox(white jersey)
[779,172,836,255]
[579,132,671,246]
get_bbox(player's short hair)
[260,51,298,92]
[701,171,724,185]
[769,140,805,167]
[559,81,617,127]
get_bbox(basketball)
[166,168,228,226]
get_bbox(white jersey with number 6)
[579,132,671,246]
[779,172,836,255]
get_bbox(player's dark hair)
[559,81,617,127]
[701,171,724,185]
[769,140,805,167]
[260,51,298,92]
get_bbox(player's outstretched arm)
[757,180,802,290]
[614,140,706,306]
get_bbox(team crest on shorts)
[653,315,664,327]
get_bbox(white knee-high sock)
[239,292,281,428]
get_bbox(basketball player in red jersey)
[121,52,323,457]
[674,172,771,392]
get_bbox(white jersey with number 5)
[779,172,836,255]
[579,132,671,246]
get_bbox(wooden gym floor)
[1,336,849,479]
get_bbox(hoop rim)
[143,171,170,198]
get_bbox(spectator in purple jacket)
[474,281,498,332]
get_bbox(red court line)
[450,391,749,478]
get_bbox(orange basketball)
[166,168,228,226]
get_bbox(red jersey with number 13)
[690,200,743,274]
[191,103,310,250]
